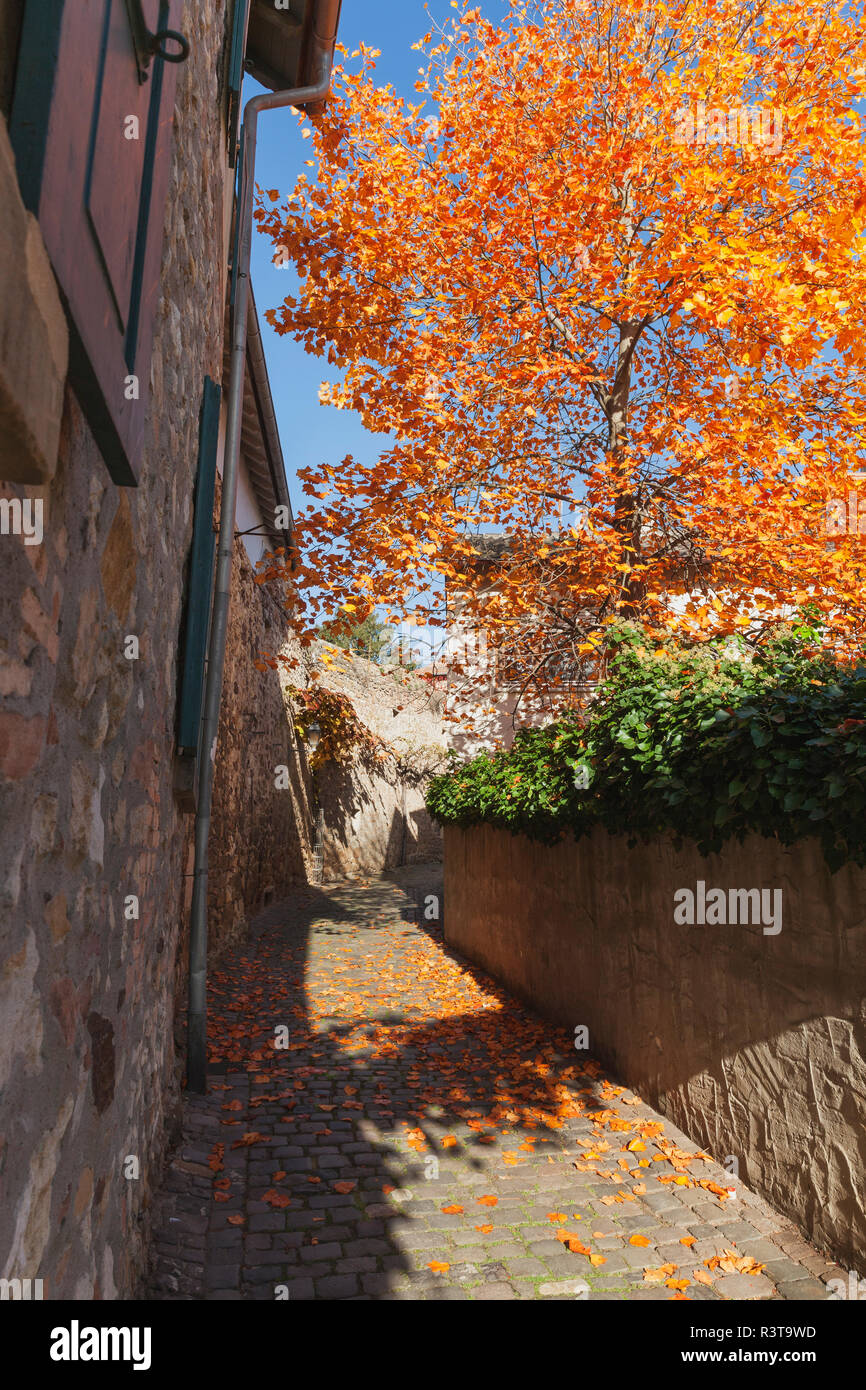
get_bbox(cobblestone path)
[147,869,844,1301]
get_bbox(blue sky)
[245,2,510,658]
[247,2,499,515]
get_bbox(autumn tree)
[256,0,866,720]
[317,610,392,661]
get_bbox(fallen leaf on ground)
[555,1229,591,1255]
[262,1189,292,1209]
[644,1263,679,1283]
[230,1132,270,1149]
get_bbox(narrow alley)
[146,869,841,1302]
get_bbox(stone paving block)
[715,1273,776,1299]
[361,1273,395,1295]
[544,1254,589,1278]
[774,1279,831,1300]
[760,1258,812,1284]
[478,1241,525,1260]
[244,1264,287,1284]
[528,1239,568,1259]
[204,1265,240,1290]
[505,1257,549,1277]
[732,1237,792,1263]
[313,1274,360,1299]
[299,1243,343,1263]
[538,1278,591,1298]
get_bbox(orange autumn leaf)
[475,1224,494,1234]
[441,1204,464,1214]
[441,1136,458,1148]
[477,1195,498,1207]
[555,1229,591,1255]
[207,1143,225,1173]
[333,1181,357,1194]
[262,1189,292,1209]
[699,1180,732,1200]
[680,1236,697,1248]
[629,1234,652,1247]
[427,1261,450,1274]
[226,1214,245,1227]
[644,1264,679,1283]
[230,1132,270,1149]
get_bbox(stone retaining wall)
[316,753,441,880]
[444,823,866,1270]
[290,646,446,881]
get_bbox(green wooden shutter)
[9,0,186,485]
[226,0,250,168]
[177,376,221,753]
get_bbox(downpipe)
[187,19,338,1093]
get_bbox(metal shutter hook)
[125,1,190,82]
[152,30,191,64]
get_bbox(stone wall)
[316,752,441,880]
[0,0,231,1299]
[444,823,866,1271]
[294,647,447,880]
[198,532,315,964]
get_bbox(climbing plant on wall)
[289,685,381,770]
